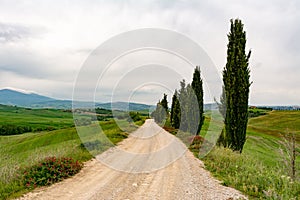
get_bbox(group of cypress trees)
[153,67,204,135]
[153,19,251,153]
[171,67,204,135]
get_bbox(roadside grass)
[203,147,300,199]
[0,127,90,199]
[162,110,300,199]
[202,111,300,199]
[0,115,145,200]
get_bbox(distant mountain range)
[0,89,155,111]
[0,89,55,105]
[2,89,297,111]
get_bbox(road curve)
[18,119,247,200]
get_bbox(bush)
[163,126,177,135]
[189,135,206,152]
[22,157,83,188]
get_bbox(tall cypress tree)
[186,84,199,134]
[178,79,188,131]
[191,66,204,134]
[223,19,251,153]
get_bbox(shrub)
[163,126,177,135]
[22,157,83,188]
[189,135,206,152]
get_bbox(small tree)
[223,19,251,152]
[279,132,298,181]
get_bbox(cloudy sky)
[0,0,299,105]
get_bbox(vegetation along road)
[18,119,246,200]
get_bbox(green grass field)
[203,110,300,199]
[0,104,74,130]
[0,105,145,199]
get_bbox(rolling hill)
[0,89,154,111]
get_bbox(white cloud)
[0,0,299,105]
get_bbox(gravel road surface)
[18,119,247,200]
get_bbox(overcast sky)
[0,0,299,105]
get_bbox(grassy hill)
[203,110,300,199]
[248,110,300,140]
[0,104,74,132]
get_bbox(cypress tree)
[186,84,199,134]
[178,79,188,131]
[160,93,168,114]
[152,94,169,124]
[170,90,180,128]
[191,66,204,134]
[152,101,163,123]
[223,19,251,153]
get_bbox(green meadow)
[0,104,74,131]
[203,110,300,199]
[0,105,145,199]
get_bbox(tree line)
[0,125,33,135]
[153,19,251,153]
[153,66,204,136]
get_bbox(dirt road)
[18,119,246,200]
